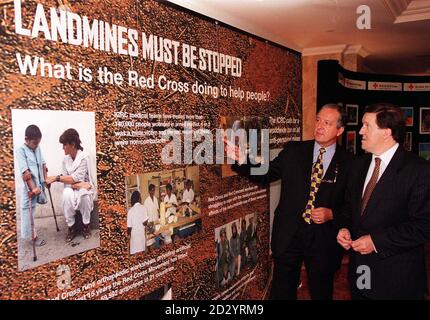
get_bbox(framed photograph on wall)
[346,104,359,126]
[346,131,356,154]
[400,107,414,127]
[419,143,430,161]
[404,131,412,151]
[420,108,430,134]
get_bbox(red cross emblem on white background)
[409,84,414,90]
[373,82,378,89]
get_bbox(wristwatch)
[56,175,62,182]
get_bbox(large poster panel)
[0,0,301,299]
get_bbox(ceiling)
[167,0,430,75]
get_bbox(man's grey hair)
[319,103,346,128]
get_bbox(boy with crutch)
[16,125,48,260]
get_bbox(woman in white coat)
[46,128,96,242]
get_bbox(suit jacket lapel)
[354,155,371,223]
[300,141,315,198]
[303,141,315,179]
[361,147,405,220]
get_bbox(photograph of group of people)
[12,109,99,271]
[214,213,258,289]
[125,166,201,255]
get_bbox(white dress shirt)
[362,143,399,196]
[127,203,149,255]
[182,188,195,204]
[313,141,336,177]
[143,195,159,222]
[164,193,178,217]
[362,143,399,253]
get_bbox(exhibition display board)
[317,60,430,158]
[0,0,302,300]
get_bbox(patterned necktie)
[302,147,326,224]
[360,157,381,215]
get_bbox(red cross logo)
[409,84,414,90]
[373,83,378,89]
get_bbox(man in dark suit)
[232,104,353,299]
[337,103,430,299]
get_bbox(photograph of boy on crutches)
[12,109,99,272]
[16,125,48,258]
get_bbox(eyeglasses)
[321,164,338,184]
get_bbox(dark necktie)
[361,157,381,215]
[302,147,326,224]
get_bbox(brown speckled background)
[0,0,301,299]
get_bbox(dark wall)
[317,60,430,156]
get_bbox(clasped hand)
[337,228,375,254]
